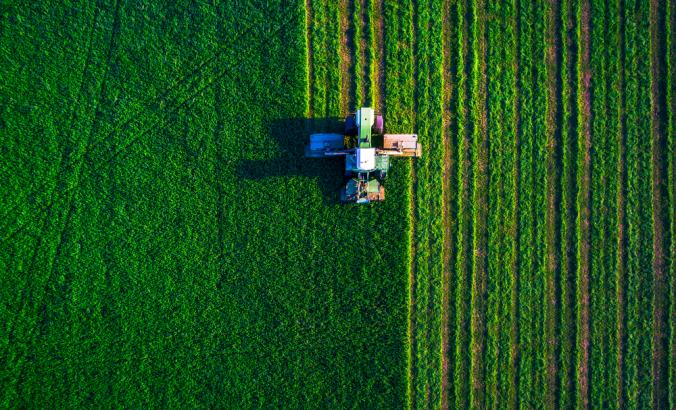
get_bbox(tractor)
[305,107,421,204]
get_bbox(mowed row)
[309,0,673,408]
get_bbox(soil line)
[544,0,563,408]
[470,0,489,406]
[648,0,670,406]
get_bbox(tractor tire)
[344,115,357,136]
[373,114,384,134]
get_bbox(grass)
[1,1,408,407]
[1,0,673,408]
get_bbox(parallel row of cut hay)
[623,0,654,406]
[450,0,474,408]
[485,0,516,407]
[381,0,416,407]
[589,0,620,406]
[516,0,549,407]
[436,0,672,408]
[411,0,445,407]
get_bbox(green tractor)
[305,107,422,204]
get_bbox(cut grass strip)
[339,0,351,114]
[603,0,622,406]
[440,0,457,407]
[310,0,326,118]
[544,0,563,405]
[623,0,654,405]
[574,0,592,406]
[353,0,363,105]
[485,0,518,407]
[590,0,621,405]
[413,0,445,406]
[615,0,629,405]
[451,0,474,407]
[558,0,579,406]
[469,0,488,407]
[531,1,548,406]
[383,1,416,407]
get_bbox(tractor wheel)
[345,115,357,136]
[373,114,384,134]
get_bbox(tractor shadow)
[236,117,348,205]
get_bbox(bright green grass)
[0,1,408,407]
[2,0,673,408]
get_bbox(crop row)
[520,0,550,407]
[668,0,674,407]
[305,0,674,407]
[622,0,654,406]
[588,0,620,406]
[449,0,473,408]
[410,0,446,408]
[484,0,516,408]
[389,0,674,407]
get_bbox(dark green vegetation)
[1,0,673,408]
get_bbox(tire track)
[0,2,101,225]
[0,10,303,244]
[2,0,106,343]
[1,8,298,237]
[1,1,115,401]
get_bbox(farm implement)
[305,107,421,204]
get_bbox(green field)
[1,0,673,408]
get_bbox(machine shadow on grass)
[236,117,348,205]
